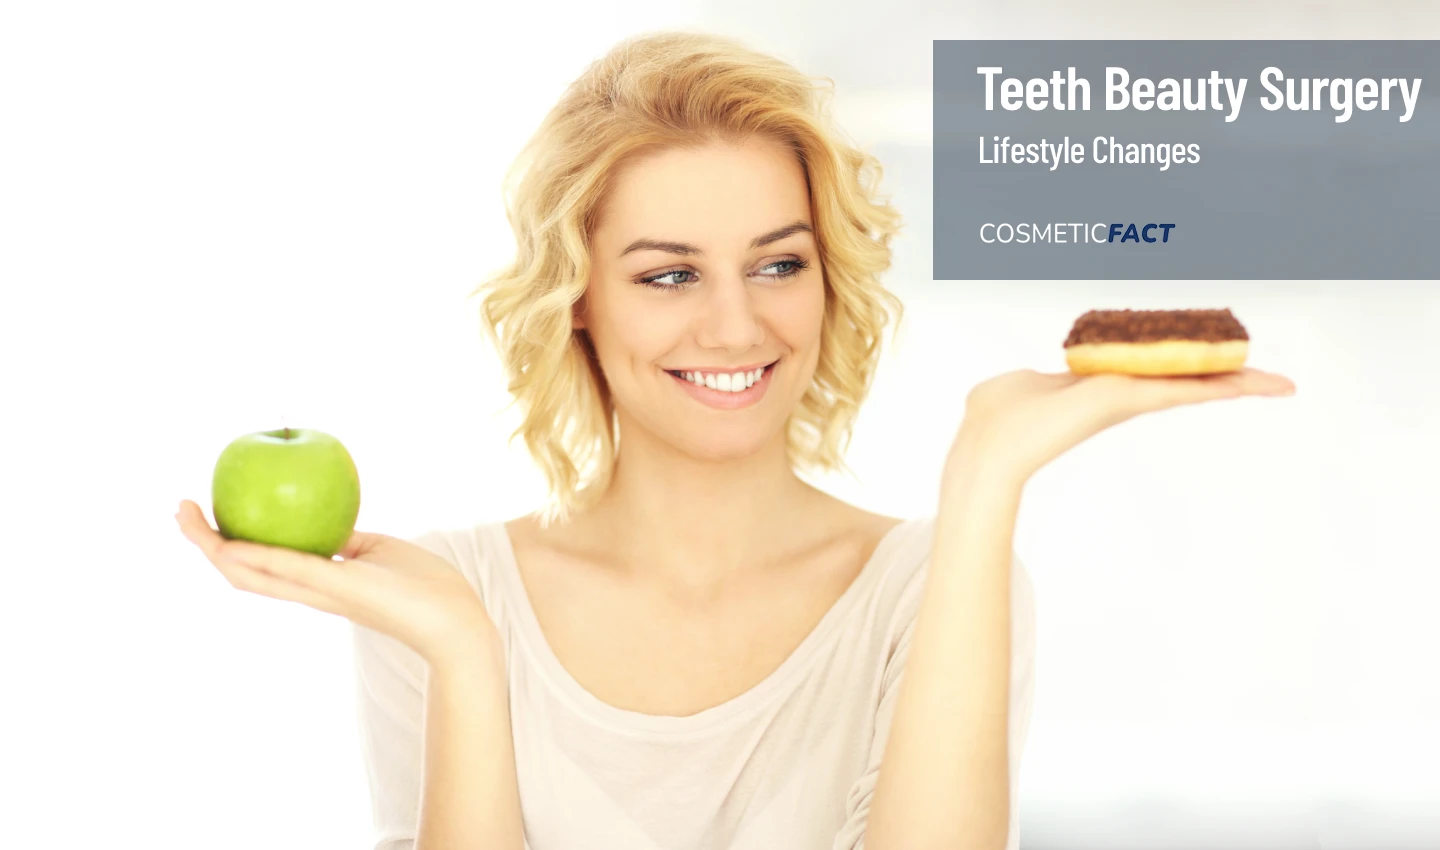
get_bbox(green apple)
[211,427,361,558]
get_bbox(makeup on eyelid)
[637,258,811,290]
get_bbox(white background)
[2,1,1437,849]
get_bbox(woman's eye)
[636,258,809,291]
[762,259,808,278]
[638,269,695,289]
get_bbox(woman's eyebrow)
[619,220,813,258]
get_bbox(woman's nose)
[694,275,766,350]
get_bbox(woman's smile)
[664,359,778,409]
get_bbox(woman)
[175,30,1295,850]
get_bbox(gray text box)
[933,41,1440,280]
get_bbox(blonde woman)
[175,30,1295,850]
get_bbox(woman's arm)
[861,436,1024,850]
[860,365,1295,850]
[415,639,526,850]
[175,503,529,849]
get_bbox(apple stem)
[283,426,291,441]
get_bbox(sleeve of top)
[830,550,1039,850]
[351,528,466,850]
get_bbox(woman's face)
[578,135,825,462]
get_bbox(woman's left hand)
[175,500,498,666]
[948,366,1297,487]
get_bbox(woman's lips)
[666,361,775,410]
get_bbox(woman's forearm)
[864,441,1024,850]
[416,639,525,850]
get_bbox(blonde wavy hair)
[467,30,905,525]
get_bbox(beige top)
[352,516,1037,850]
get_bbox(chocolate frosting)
[1063,308,1249,346]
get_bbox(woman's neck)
[573,428,834,589]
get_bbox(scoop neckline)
[487,515,920,737]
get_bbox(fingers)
[1121,368,1296,413]
[175,500,225,561]
[338,530,387,561]
[175,499,355,609]
[209,552,349,616]
[1013,368,1083,388]
[1227,368,1296,396]
[214,537,345,589]
[1172,368,1295,401]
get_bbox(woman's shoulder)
[859,510,1036,655]
[856,512,937,608]
[833,505,936,582]
[403,514,525,608]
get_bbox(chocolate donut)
[1063,308,1249,376]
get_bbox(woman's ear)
[572,293,587,330]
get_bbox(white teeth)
[676,365,768,393]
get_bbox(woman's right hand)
[948,366,1297,488]
[176,499,499,668]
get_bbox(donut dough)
[1065,339,1249,376]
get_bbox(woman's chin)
[670,430,778,463]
